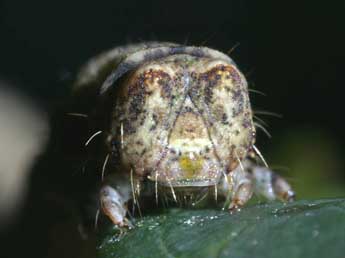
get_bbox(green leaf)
[97,199,345,258]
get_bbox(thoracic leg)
[99,173,134,227]
[249,162,295,202]
[219,163,254,210]
[219,159,295,210]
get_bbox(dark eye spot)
[222,113,228,125]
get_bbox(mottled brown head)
[107,46,255,187]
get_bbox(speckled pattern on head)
[74,42,256,187]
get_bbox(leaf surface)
[98,199,345,258]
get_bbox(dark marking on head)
[127,75,146,132]
[222,113,228,125]
[232,88,243,101]
[229,67,242,85]
[232,88,245,117]
[141,148,147,155]
[200,65,231,104]
[136,140,143,145]
[242,115,252,129]
[123,118,136,134]
[150,113,159,131]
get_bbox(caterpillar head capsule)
[109,50,255,187]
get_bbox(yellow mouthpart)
[179,155,204,179]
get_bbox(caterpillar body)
[71,42,294,227]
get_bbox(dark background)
[0,1,344,258]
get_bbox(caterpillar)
[70,42,294,228]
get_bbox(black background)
[0,1,344,258]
